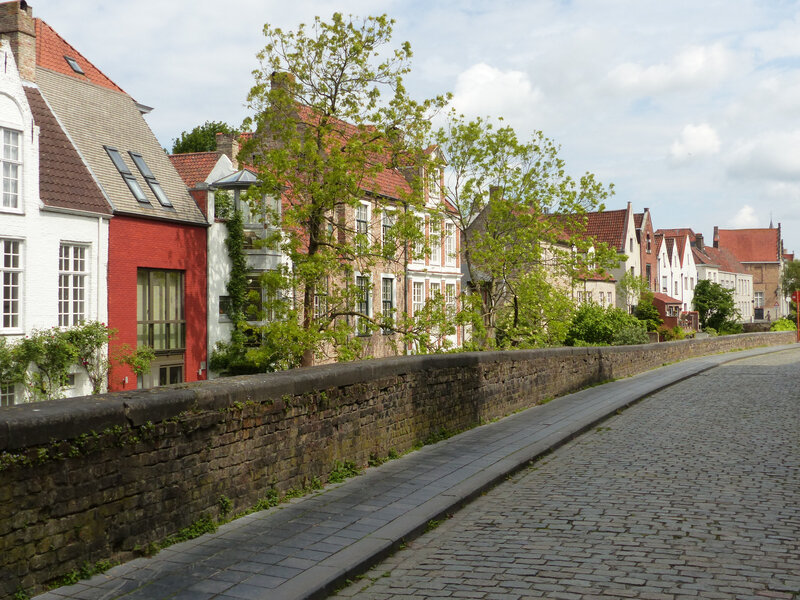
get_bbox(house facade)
[691,232,754,323]
[655,229,697,313]
[634,209,657,291]
[0,26,112,404]
[1,3,210,391]
[715,225,788,321]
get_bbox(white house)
[0,36,111,404]
[655,229,698,314]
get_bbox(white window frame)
[412,280,425,316]
[444,221,456,266]
[1,128,21,212]
[1,238,22,331]
[412,213,425,263]
[355,272,371,336]
[381,210,395,250]
[59,243,89,327]
[429,216,441,265]
[355,201,370,252]
[445,282,456,315]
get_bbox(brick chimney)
[0,1,35,82]
[695,232,704,251]
[713,225,719,248]
[216,132,239,169]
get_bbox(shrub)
[770,318,796,331]
[566,304,648,346]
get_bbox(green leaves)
[693,279,739,331]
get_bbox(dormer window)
[105,146,148,204]
[64,56,84,75]
[129,152,172,207]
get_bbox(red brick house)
[4,4,210,390]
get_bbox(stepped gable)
[23,85,110,214]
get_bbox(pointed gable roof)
[695,245,746,274]
[583,208,628,252]
[24,85,111,215]
[717,228,781,263]
[34,19,123,93]
[33,20,206,225]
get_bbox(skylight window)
[129,152,172,207]
[104,146,149,204]
[64,56,84,75]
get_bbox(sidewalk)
[35,344,797,600]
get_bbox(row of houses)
[0,1,792,406]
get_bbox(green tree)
[693,279,739,331]
[617,270,648,313]
[63,321,115,394]
[19,328,78,401]
[634,289,663,332]
[171,120,236,154]
[0,337,28,394]
[240,13,447,367]
[437,114,617,348]
[781,259,800,294]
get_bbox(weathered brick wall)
[0,332,793,597]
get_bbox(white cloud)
[727,130,800,181]
[609,43,738,94]
[730,205,759,228]
[669,123,720,164]
[449,63,544,124]
[744,13,800,61]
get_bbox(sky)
[30,0,800,254]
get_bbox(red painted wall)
[107,215,207,391]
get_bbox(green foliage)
[703,326,718,336]
[437,113,616,349]
[171,120,236,154]
[634,290,663,332]
[160,515,216,548]
[242,13,447,367]
[218,495,233,517]
[114,344,155,377]
[693,279,739,331]
[63,321,115,394]
[618,271,648,311]
[565,304,648,346]
[770,318,796,331]
[0,337,28,389]
[661,325,686,341]
[328,460,361,483]
[781,260,800,295]
[19,328,78,402]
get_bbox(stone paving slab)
[33,344,797,600]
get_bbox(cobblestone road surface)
[338,349,800,600]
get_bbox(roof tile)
[717,228,780,262]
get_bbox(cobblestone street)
[338,349,800,600]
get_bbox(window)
[754,291,764,308]
[629,238,633,253]
[58,244,88,326]
[428,167,440,199]
[356,203,369,251]
[105,146,148,203]
[1,239,21,329]
[646,234,651,253]
[1,384,15,406]
[381,277,394,333]
[413,214,425,262]
[662,276,667,293]
[645,264,652,290]
[64,55,85,75]
[137,269,185,351]
[356,275,370,335]
[129,152,172,207]
[576,291,583,303]
[159,364,183,386]
[445,283,456,315]
[412,281,424,315]
[674,281,678,296]
[381,211,395,250]
[444,222,456,266]
[599,291,605,306]
[314,279,328,320]
[1,128,20,210]
[608,292,613,306]
[586,291,593,303]
[430,218,441,265]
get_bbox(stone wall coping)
[0,333,788,452]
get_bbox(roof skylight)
[64,56,84,75]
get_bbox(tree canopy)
[171,120,236,154]
[693,279,738,331]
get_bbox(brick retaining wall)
[0,332,794,597]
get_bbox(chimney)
[216,132,239,170]
[0,1,35,82]
[695,232,704,251]
[713,225,719,248]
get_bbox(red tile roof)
[653,292,682,305]
[656,227,695,242]
[692,245,745,274]
[583,208,628,252]
[35,19,124,93]
[717,228,780,263]
[24,86,111,215]
[169,152,223,188]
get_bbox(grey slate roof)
[34,67,207,225]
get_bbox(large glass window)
[412,281,424,315]
[430,218,441,265]
[59,244,88,326]
[356,203,369,251]
[137,269,185,351]
[444,222,456,266]
[1,239,21,329]
[0,384,15,406]
[381,277,394,333]
[1,129,20,210]
[445,282,456,316]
